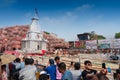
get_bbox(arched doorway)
[37,45,39,50]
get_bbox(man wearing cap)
[39,71,50,80]
[45,59,56,80]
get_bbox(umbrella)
[0,54,16,65]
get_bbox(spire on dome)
[35,8,38,16]
[32,8,39,20]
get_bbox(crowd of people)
[0,55,120,80]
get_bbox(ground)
[32,53,119,80]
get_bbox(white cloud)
[0,0,16,7]
[64,4,94,17]
[75,4,94,11]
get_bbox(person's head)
[49,59,54,65]
[34,60,38,65]
[74,62,80,70]
[58,62,66,74]
[113,69,120,80]
[25,58,30,65]
[1,64,6,72]
[54,56,60,64]
[84,60,92,70]
[102,63,106,69]
[70,61,74,66]
[36,60,38,64]
[22,57,26,61]
[15,58,21,63]
[39,71,50,80]
[39,74,50,80]
[29,58,34,65]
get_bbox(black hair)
[1,64,6,71]
[39,74,49,80]
[70,61,74,65]
[49,59,54,65]
[74,62,80,70]
[15,58,21,63]
[102,63,106,69]
[54,56,60,61]
[84,60,91,65]
[29,58,34,65]
[58,62,66,70]
[25,58,30,65]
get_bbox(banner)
[85,40,97,49]
[98,44,110,49]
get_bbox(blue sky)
[0,0,120,41]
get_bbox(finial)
[32,8,39,20]
[35,8,38,16]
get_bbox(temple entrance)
[37,45,39,50]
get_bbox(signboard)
[99,39,120,48]
[70,39,120,49]
[98,44,110,49]
[85,40,97,49]
[75,41,85,48]
[75,41,81,48]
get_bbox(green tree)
[115,32,120,38]
[97,35,106,40]
[90,34,106,40]
[44,31,50,34]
